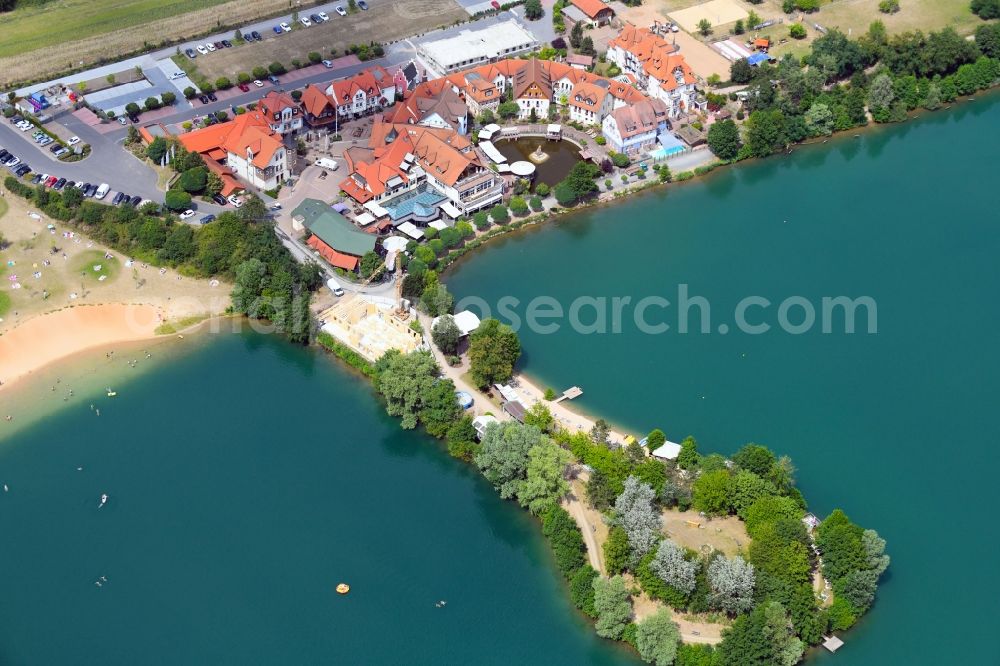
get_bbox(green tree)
[490,204,510,224]
[231,258,267,313]
[468,318,521,388]
[509,195,529,216]
[498,100,520,119]
[125,102,141,116]
[179,166,208,193]
[161,91,176,105]
[374,349,459,432]
[524,0,544,19]
[144,96,161,111]
[164,190,192,210]
[542,505,587,576]
[603,526,631,575]
[744,109,788,157]
[523,401,555,432]
[593,575,632,639]
[692,469,732,515]
[446,416,479,461]
[183,86,197,99]
[519,441,572,514]
[146,136,168,163]
[677,436,700,470]
[359,251,381,278]
[789,23,807,39]
[476,421,545,499]
[707,118,741,160]
[570,566,600,616]
[697,18,712,36]
[431,315,461,355]
[635,609,681,666]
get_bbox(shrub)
[490,204,510,224]
[473,211,491,230]
[161,92,176,105]
[535,182,550,197]
[291,58,301,69]
[183,86,197,99]
[164,190,192,210]
[237,72,252,84]
[252,66,268,79]
[789,23,807,39]
[609,151,630,168]
[215,77,232,90]
[529,196,543,211]
[268,62,287,75]
[308,51,323,63]
[509,196,529,216]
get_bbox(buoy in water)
[336,583,350,595]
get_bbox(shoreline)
[0,304,220,393]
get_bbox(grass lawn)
[0,0,228,58]
[68,250,121,285]
[155,313,209,335]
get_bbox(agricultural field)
[0,0,291,88]
[185,0,466,82]
[642,0,984,61]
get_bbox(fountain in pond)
[529,145,550,164]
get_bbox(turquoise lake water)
[448,94,1000,664]
[0,333,634,664]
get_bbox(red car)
[491,0,500,7]
[45,175,58,187]
[238,83,250,92]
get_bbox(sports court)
[669,0,748,32]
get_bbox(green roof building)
[292,198,376,257]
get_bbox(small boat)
[106,389,117,397]
[99,494,108,507]
[336,583,350,595]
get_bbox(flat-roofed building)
[417,21,539,74]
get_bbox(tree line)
[708,22,1000,161]
[3,175,320,341]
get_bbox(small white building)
[472,415,498,440]
[651,440,682,461]
[431,310,482,337]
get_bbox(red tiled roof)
[571,0,614,19]
[307,235,359,270]
[178,111,283,169]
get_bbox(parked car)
[196,45,208,55]
[273,25,283,34]
[39,137,53,147]
[129,195,142,207]
[267,74,280,84]
[238,82,250,92]
[185,48,197,59]
[95,183,110,199]
[200,95,211,105]
[84,184,97,197]
[67,136,81,146]
[358,0,368,9]
[322,59,334,68]
[213,41,224,49]
[280,22,291,32]
[53,147,68,157]
[228,194,244,208]
[211,194,228,206]
[76,181,89,191]
[54,178,66,190]
[309,14,321,23]
[205,43,216,52]
[299,16,312,27]
[48,143,62,153]
[318,11,329,20]
[44,175,58,187]
[179,209,196,220]
[5,157,21,168]
[207,92,218,102]
[118,117,127,125]
[112,192,125,205]
[253,79,264,87]
[199,214,216,224]
[65,180,75,190]
[10,115,24,123]
[15,165,30,177]
[335,5,347,16]
[221,40,232,48]
[31,173,43,184]
[250,30,262,41]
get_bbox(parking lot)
[185,0,467,81]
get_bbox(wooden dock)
[554,386,583,403]
[822,636,844,653]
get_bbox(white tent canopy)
[652,441,682,460]
[382,236,408,253]
[440,201,462,219]
[478,140,507,164]
[397,222,424,240]
[431,310,481,337]
[355,212,376,226]
[429,220,449,231]
[364,201,389,217]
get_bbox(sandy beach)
[0,303,165,389]
[0,188,229,390]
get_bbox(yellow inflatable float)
[336,583,350,595]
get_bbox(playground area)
[668,0,748,32]
[661,509,750,557]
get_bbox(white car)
[318,11,329,20]
[228,195,244,208]
[205,43,216,52]
[18,121,32,131]
[253,79,264,87]
[67,136,80,146]
[322,60,334,68]
[118,117,128,125]
[179,209,196,220]
[169,71,186,80]
[299,16,311,26]
[335,5,347,16]
[196,45,208,55]
[280,22,291,32]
